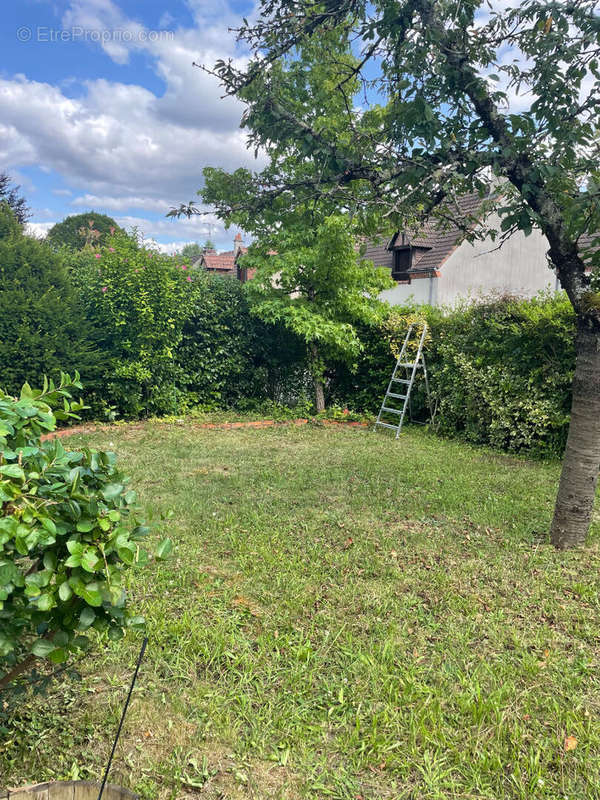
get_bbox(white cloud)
[1,0,262,241]
[26,221,54,238]
[113,211,237,250]
[71,194,173,213]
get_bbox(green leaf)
[31,639,56,657]
[43,551,57,572]
[37,593,56,611]
[102,483,124,502]
[58,581,73,602]
[81,547,101,573]
[48,647,68,664]
[79,582,103,607]
[79,607,96,629]
[0,464,25,480]
[155,537,173,561]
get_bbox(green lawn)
[2,421,600,799]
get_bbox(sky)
[0,0,258,253]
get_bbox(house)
[365,193,568,306]
[193,233,247,276]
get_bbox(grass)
[2,420,600,799]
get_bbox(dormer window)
[392,246,412,281]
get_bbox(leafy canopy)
[243,214,392,366]
[0,174,30,225]
[198,0,600,313]
[47,213,123,251]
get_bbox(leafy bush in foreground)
[0,374,170,689]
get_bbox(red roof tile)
[203,250,236,272]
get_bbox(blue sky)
[0,0,257,251]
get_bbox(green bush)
[176,274,259,408]
[0,374,171,688]
[70,233,197,418]
[330,293,576,457]
[177,274,309,410]
[0,204,103,397]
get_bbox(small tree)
[0,373,172,690]
[181,242,203,261]
[47,213,123,251]
[242,214,392,411]
[0,173,30,225]
[181,240,216,261]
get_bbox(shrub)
[70,233,197,418]
[330,293,576,457]
[176,274,259,408]
[0,204,103,397]
[177,274,310,410]
[0,374,170,690]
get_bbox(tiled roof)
[362,238,394,269]
[366,195,598,277]
[364,194,485,276]
[409,193,484,273]
[203,250,236,272]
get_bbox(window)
[392,246,412,280]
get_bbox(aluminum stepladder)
[374,322,432,438]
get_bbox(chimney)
[233,232,244,256]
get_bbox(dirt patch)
[41,419,368,442]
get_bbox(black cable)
[97,637,148,800]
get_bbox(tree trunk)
[551,319,600,548]
[309,342,326,413]
[314,378,325,413]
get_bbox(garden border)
[41,418,368,441]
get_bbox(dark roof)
[366,195,598,276]
[362,238,395,269]
[364,193,485,276]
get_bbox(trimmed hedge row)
[329,294,576,457]
[0,208,308,418]
[0,202,577,456]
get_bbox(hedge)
[2,198,578,456]
[329,293,576,457]
[0,204,104,397]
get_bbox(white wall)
[438,217,557,306]
[380,276,438,306]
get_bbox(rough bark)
[314,378,325,413]
[309,342,326,412]
[551,319,600,548]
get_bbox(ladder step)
[375,322,431,439]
